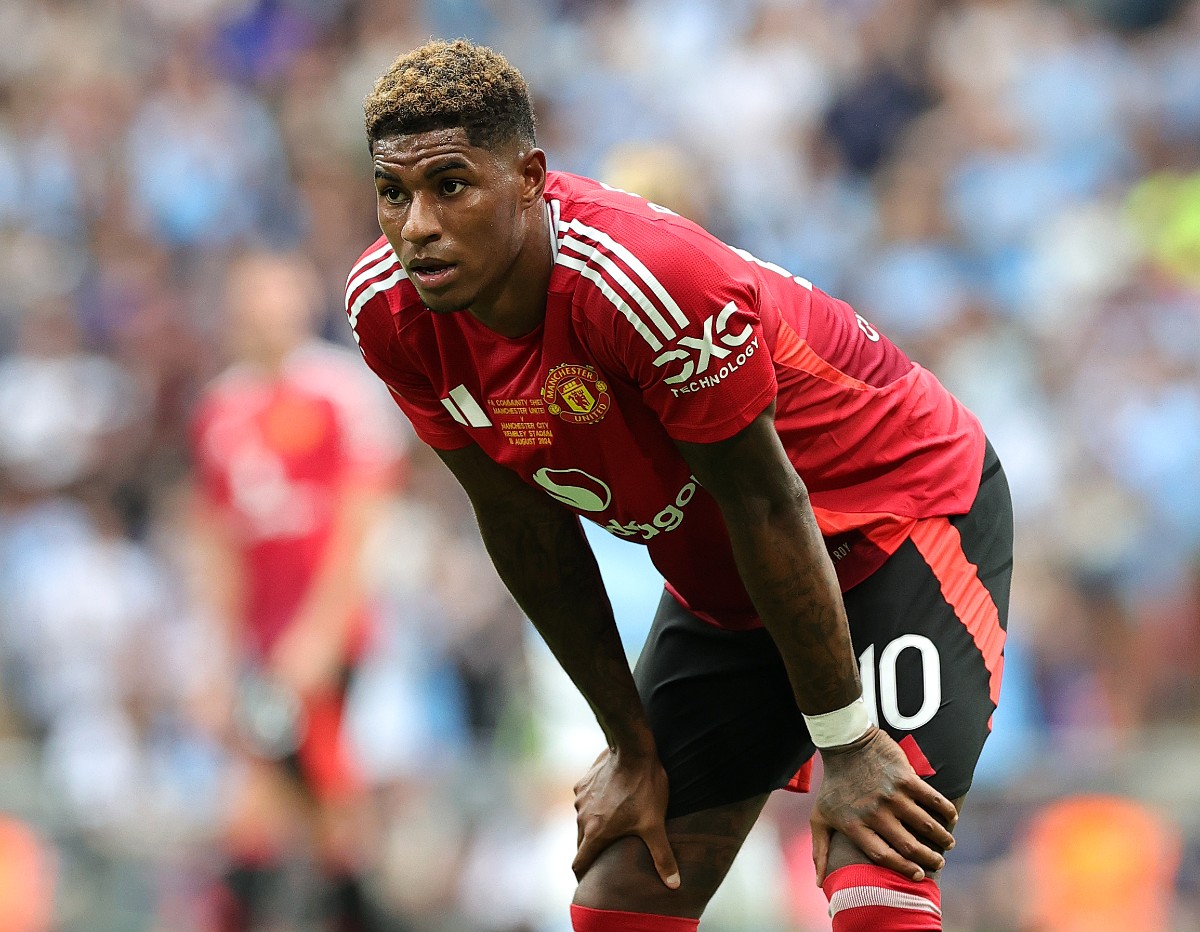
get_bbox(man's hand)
[572,747,681,890]
[811,727,958,886]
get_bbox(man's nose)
[401,192,440,245]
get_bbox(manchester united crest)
[542,363,611,425]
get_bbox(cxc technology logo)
[652,301,759,396]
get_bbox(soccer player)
[190,249,403,930]
[346,40,1013,932]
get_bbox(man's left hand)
[810,726,958,885]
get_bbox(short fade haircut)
[364,39,536,152]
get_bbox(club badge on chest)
[542,363,611,425]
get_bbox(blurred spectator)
[1019,794,1182,931]
[186,249,404,929]
[0,815,54,932]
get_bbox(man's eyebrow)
[373,159,471,182]
[425,159,470,178]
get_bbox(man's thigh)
[623,444,1013,892]
[632,592,815,820]
[844,448,1013,801]
[632,453,1011,819]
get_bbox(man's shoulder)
[548,171,704,246]
[344,236,422,348]
[546,172,755,344]
[549,171,749,282]
[191,363,263,455]
[197,363,259,414]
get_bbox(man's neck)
[467,201,554,338]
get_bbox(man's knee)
[572,836,706,918]
[573,796,766,918]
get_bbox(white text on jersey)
[603,477,698,540]
[653,301,759,394]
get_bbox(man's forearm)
[721,485,863,716]
[473,496,655,755]
[676,414,862,718]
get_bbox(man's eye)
[381,187,408,205]
[441,179,466,196]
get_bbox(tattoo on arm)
[676,412,861,714]
[440,447,653,752]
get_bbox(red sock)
[822,865,942,930]
[570,904,699,931]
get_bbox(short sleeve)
[576,216,777,443]
[347,283,472,452]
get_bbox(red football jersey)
[192,342,403,657]
[348,172,984,630]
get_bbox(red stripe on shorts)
[907,517,1005,710]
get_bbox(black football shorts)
[633,440,1013,819]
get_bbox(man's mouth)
[408,258,458,289]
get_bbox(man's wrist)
[803,696,872,749]
[601,719,658,758]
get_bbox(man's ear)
[519,148,548,208]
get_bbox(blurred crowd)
[0,0,1198,929]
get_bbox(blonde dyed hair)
[364,39,536,150]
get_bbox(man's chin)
[416,289,470,314]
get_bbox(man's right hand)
[572,747,681,890]
[810,726,958,886]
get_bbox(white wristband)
[803,696,872,748]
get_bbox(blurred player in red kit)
[347,40,1013,932]
[189,249,404,931]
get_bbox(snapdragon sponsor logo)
[532,467,612,511]
[652,301,759,396]
[602,477,699,541]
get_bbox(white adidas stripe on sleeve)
[564,220,690,330]
[556,251,664,351]
[346,242,394,287]
[346,267,407,344]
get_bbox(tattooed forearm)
[477,493,604,617]
[724,493,862,713]
[676,411,861,716]
[470,477,655,754]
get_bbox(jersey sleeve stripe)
[556,252,664,350]
[564,219,690,330]
[346,242,395,287]
[346,267,407,344]
[559,233,679,341]
[345,251,400,306]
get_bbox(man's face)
[372,127,532,314]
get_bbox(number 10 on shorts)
[858,635,942,731]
